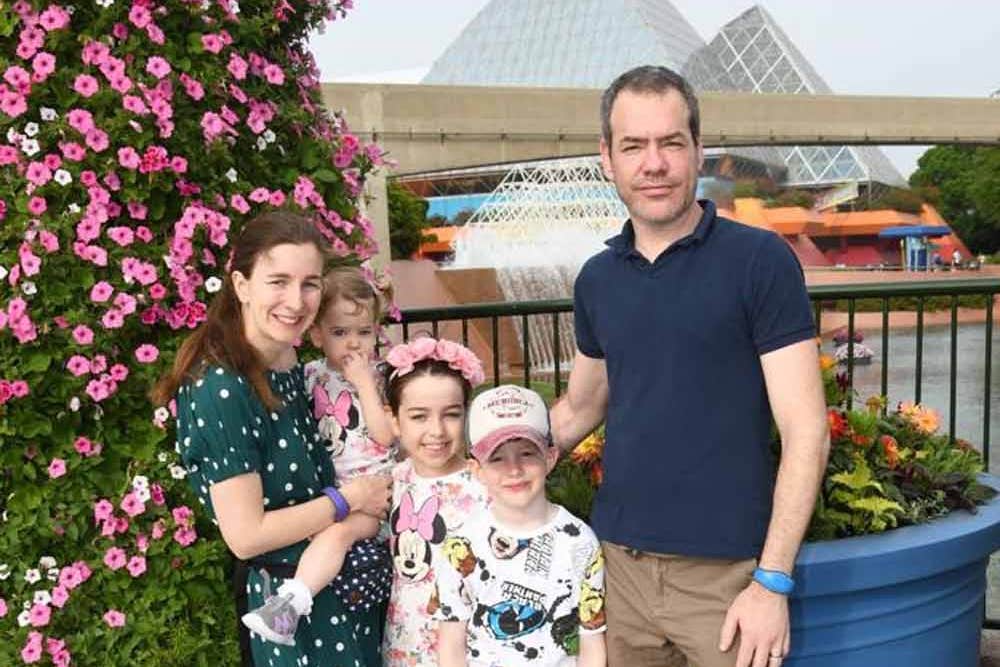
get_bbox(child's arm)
[437,620,468,667]
[294,512,379,594]
[578,632,607,667]
[341,354,394,446]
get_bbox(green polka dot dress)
[177,364,383,667]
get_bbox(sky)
[309,1,1000,178]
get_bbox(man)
[550,65,829,667]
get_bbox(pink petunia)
[32,52,56,79]
[72,324,94,345]
[47,459,67,479]
[59,141,86,162]
[109,363,129,382]
[103,547,126,570]
[28,603,51,627]
[126,555,146,577]
[39,230,59,253]
[93,498,114,522]
[21,639,42,664]
[90,282,114,303]
[66,355,90,377]
[25,162,52,186]
[135,344,159,363]
[101,308,124,329]
[27,196,47,216]
[85,128,109,152]
[117,146,140,170]
[128,5,151,28]
[0,597,6,618]
[39,5,70,31]
[174,526,197,547]
[50,585,69,608]
[66,108,94,134]
[263,64,285,85]
[10,380,28,397]
[85,379,111,402]
[73,74,99,98]
[202,34,225,53]
[227,53,248,80]
[75,436,95,456]
[146,56,171,79]
[90,355,107,374]
[121,492,145,517]
[103,609,126,628]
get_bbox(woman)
[153,211,392,666]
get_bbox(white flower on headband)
[385,338,485,386]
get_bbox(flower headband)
[385,338,485,387]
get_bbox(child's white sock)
[276,578,313,616]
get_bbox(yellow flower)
[898,401,940,435]
[571,431,604,465]
[865,395,887,415]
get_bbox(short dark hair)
[600,65,701,146]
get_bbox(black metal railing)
[397,277,1000,458]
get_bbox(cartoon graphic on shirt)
[443,535,478,577]
[488,528,531,560]
[390,492,446,583]
[312,384,358,457]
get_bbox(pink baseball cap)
[468,385,551,461]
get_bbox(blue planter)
[788,475,1000,666]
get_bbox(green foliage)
[910,146,1000,253]
[387,180,435,259]
[853,187,926,214]
[765,189,815,209]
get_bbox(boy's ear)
[545,445,559,474]
[469,457,484,483]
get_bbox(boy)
[434,385,607,666]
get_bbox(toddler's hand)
[343,512,380,541]
[340,352,373,388]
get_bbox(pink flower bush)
[0,0,385,662]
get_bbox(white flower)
[169,464,188,480]
[20,138,40,156]
[132,474,150,490]
[69,396,81,412]
[40,107,57,121]
[158,452,169,463]
[21,281,37,296]
[34,590,52,605]
[38,556,56,570]
[24,568,41,584]
[225,168,238,182]
[263,129,276,143]
[256,136,268,151]
[68,203,81,214]
[17,610,30,627]
[204,276,222,293]
[230,0,240,14]
[134,485,151,503]
[46,568,59,581]
[0,563,10,580]
[54,169,72,186]
[96,0,114,7]
[23,122,39,137]
[0,266,7,282]
[7,128,20,144]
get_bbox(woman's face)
[232,243,324,360]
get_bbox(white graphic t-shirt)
[434,504,606,667]
[382,459,489,667]
[303,359,395,482]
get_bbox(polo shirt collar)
[606,199,718,257]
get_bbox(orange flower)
[590,462,604,486]
[852,433,872,448]
[898,401,940,435]
[880,434,899,468]
[819,354,836,372]
[571,431,604,466]
[865,395,887,415]
[827,409,848,441]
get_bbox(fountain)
[447,158,627,375]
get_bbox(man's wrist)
[752,567,795,595]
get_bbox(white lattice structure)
[450,157,627,268]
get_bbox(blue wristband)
[321,486,350,522]
[752,567,795,595]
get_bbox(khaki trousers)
[603,541,756,667]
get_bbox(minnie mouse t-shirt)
[303,359,396,482]
[383,459,488,667]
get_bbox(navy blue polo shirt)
[574,200,815,559]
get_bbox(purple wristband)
[321,486,350,522]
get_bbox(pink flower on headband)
[385,338,485,386]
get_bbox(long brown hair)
[152,210,329,410]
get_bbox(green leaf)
[23,352,52,374]
[312,168,340,184]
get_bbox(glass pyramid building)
[423,1,905,187]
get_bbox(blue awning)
[877,225,952,239]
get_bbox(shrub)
[0,1,382,664]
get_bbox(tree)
[0,1,380,663]
[910,146,1000,253]
[387,180,434,259]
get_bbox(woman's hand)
[339,474,392,518]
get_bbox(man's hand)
[719,581,790,667]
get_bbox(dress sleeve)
[432,534,476,623]
[577,538,607,635]
[179,368,263,485]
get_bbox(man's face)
[600,88,704,230]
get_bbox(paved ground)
[983,630,1000,666]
